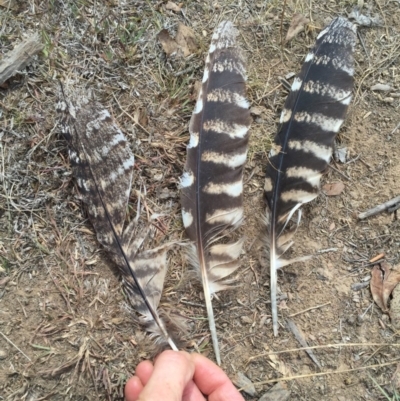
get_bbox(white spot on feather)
[182,209,193,228]
[193,88,203,114]
[281,189,316,204]
[201,151,247,168]
[123,154,135,170]
[280,108,292,124]
[202,68,209,83]
[207,89,249,108]
[187,132,199,148]
[286,166,321,188]
[206,207,243,226]
[317,27,329,39]
[203,119,249,139]
[294,111,344,132]
[291,77,302,92]
[203,180,242,197]
[179,171,194,188]
[264,177,273,192]
[303,80,352,105]
[288,140,332,163]
[304,52,314,62]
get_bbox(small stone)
[259,382,290,401]
[234,372,256,396]
[383,97,394,103]
[370,83,392,91]
[250,106,266,116]
[0,349,7,360]
[240,316,253,325]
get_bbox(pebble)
[234,372,256,396]
[240,316,253,325]
[370,83,392,91]
[0,349,7,360]
[258,382,290,401]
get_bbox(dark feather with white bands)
[264,17,357,336]
[180,21,251,364]
[57,95,179,349]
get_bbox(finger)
[191,353,245,401]
[182,380,206,401]
[135,360,154,385]
[125,376,144,401]
[137,350,195,401]
[138,360,206,401]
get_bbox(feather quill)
[180,21,251,364]
[264,17,357,336]
[57,94,179,349]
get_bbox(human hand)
[125,350,245,401]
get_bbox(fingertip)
[125,376,143,401]
[135,360,154,384]
[191,353,244,401]
[137,350,195,401]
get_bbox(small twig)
[0,32,43,84]
[280,0,287,47]
[289,302,331,317]
[286,318,321,368]
[358,196,400,220]
[241,359,400,388]
[180,300,205,308]
[328,164,351,181]
[0,330,32,361]
[316,248,338,254]
[369,253,385,263]
[388,121,400,138]
[246,342,400,364]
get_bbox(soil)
[1,1,400,400]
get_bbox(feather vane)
[57,96,179,349]
[180,21,251,364]
[264,17,357,336]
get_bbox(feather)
[57,93,179,349]
[180,21,251,364]
[264,17,357,336]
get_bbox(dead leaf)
[0,0,18,11]
[165,1,182,12]
[175,23,197,57]
[370,262,400,313]
[157,29,179,56]
[322,182,345,196]
[264,345,292,377]
[157,23,197,58]
[285,14,309,43]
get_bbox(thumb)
[137,351,195,401]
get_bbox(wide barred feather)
[57,94,179,349]
[180,21,251,364]
[264,17,357,336]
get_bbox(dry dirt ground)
[1,1,400,400]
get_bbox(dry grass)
[1,0,400,400]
